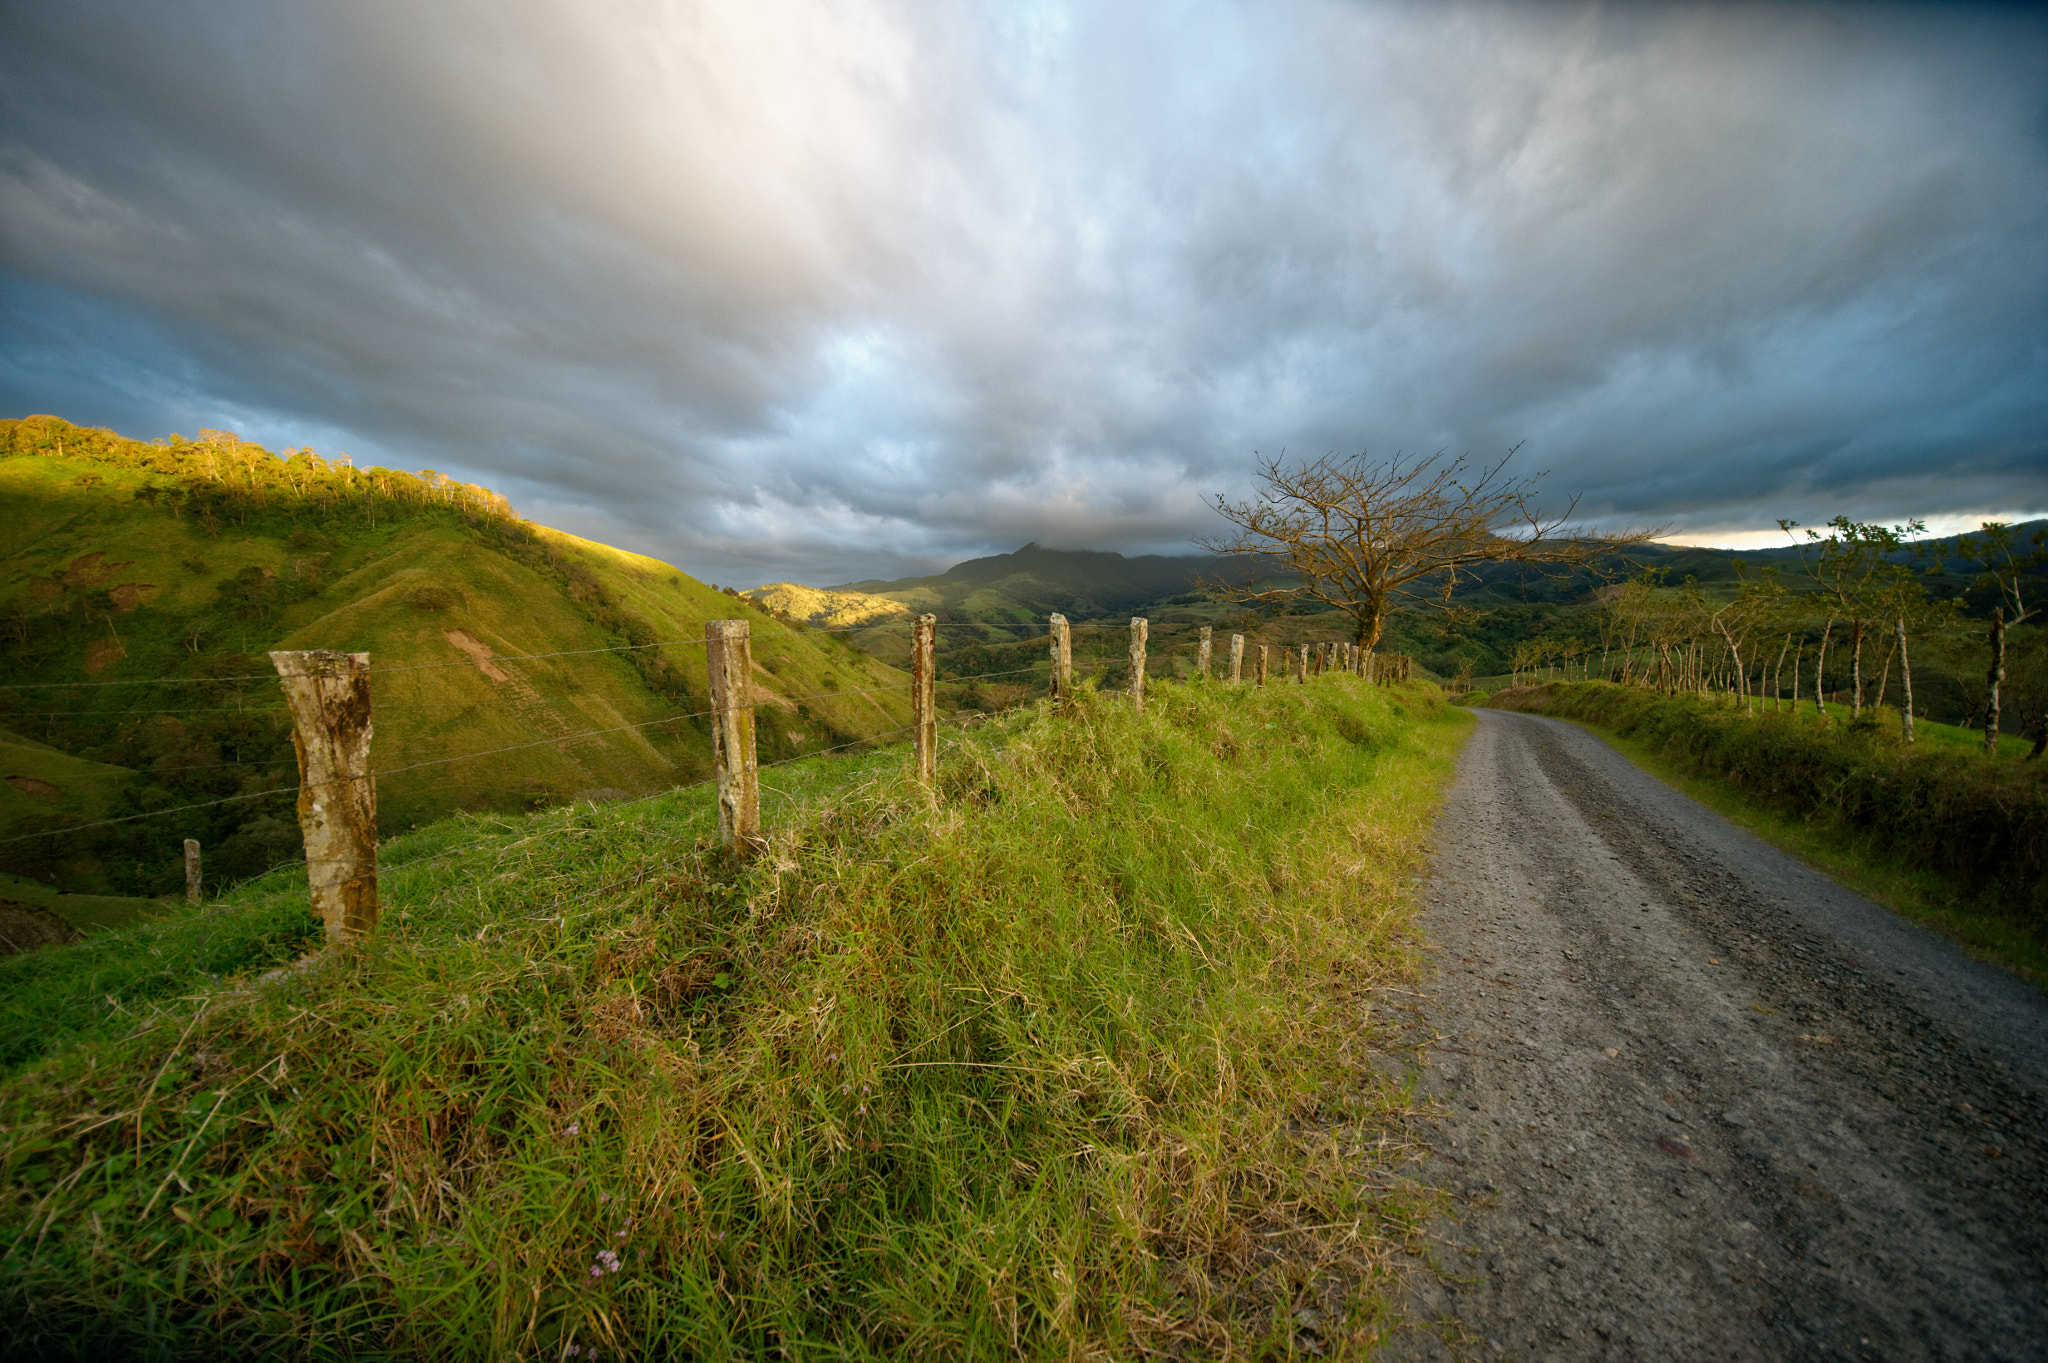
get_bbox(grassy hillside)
[0,416,911,907]
[0,675,1467,1359]
[746,581,912,629]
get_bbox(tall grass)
[0,676,1466,1359]
[1489,682,2047,951]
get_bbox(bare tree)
[1199,449,1660,650]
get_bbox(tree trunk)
[1985,607,2005,756]
[1814,619,1834,719]
[1872,637,1896,709]
[1850,619,1864,717]
[1895,616,1914,744]
[1773,634,1791,711]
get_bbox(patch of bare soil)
[0,901,82,955]
[1390,710,2047,1361]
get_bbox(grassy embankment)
[1,417,910,903]
[1,676,1468,1359]
[1485,681,2048,985]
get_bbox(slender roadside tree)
[1952,521,2046,756]
[1200,448,1661,652]
[1783,517,1923,721]
[1712,563,1787,715]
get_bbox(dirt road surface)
[1393,709,2048,1362]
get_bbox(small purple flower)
[565,1121,580,1136]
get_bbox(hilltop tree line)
[1498,518,2045,756]
[1202,449,2043,756]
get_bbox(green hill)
[0,416,912,908]
[787,526,2044,707]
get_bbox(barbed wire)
[0,659,1047,847]
[0,702,291,718]
[0,612,1232,694]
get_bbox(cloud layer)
[3,0,2044,583]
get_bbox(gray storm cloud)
[2,0,2043,583]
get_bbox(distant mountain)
[0,415,911,906]
[813,542,1270,621]
[747,521,2048,632]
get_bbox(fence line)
[8,610,1419,943]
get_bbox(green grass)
[0,422,913,898]
[0,675,1468,1359]
[1485,682,2048,988]
[0,871,162,936]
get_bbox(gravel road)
[1392,708,2048,1362]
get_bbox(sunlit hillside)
[0,416,912,910]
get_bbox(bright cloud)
[2,0,2042,584]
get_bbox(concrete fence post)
[705,620,762,856]
[912,613,938,787]
[1296,644,1309,685]
[269,649,378,943]
[1049,613,1072,704]
[1197,626,1213,680]
[1229,633,1244,684]
[1129,617,1149,710]
[1256,644,1269,686]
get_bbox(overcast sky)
[3,1,2043,585]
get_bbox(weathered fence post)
[1296,645,1309,684]
[183,839,201,905]
[912,613,938,786]
[1049,613,1072,704]
[1256,644,1269,686]
[705,620,762,857]
[1229,633,1244,684]
[269,649,378,943]
[1129,617,1149,710]
[1197,626,1213,680]
[1365,650,1376,684]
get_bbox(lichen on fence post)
[1197,626,1212,680]
[1129,618,1149,710]
[705,620,762,856]
[1049,613,1072,704]
[183,839,201,905]
[1256,644,1269,686]
[1296,645,1309,685]
[269,649,377,943]
[1229,633,1244,684]
[912,613,938,786]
